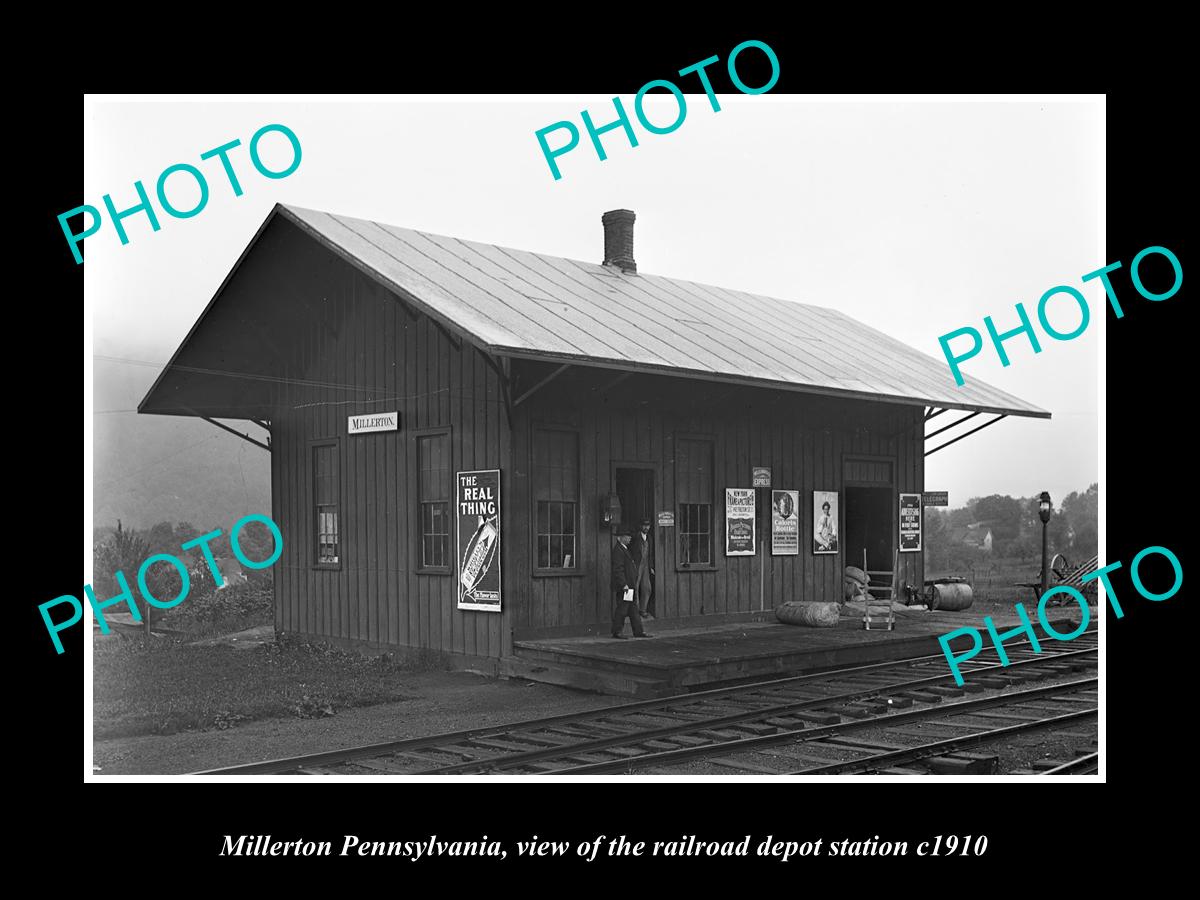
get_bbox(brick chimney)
[601,209,637,273]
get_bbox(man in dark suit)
[611,525,649,639]
[629,517,655,619]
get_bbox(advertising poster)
[725,488,756,556]
[813,490,839,554]
[899,492,922,552]
[771,490,799,556]
[457,469,502,611]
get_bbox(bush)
[161,577,273,637]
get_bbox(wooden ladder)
[863,548,898,631]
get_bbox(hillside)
[93,354,271,531]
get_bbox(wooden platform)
[502,608,1072,698]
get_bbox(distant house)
[948,522,994,553]
[194,557,248,590]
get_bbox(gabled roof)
[141,204,1050,419]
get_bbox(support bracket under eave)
[514,364,571,406]
[925,414,1008,457]
[202,417,271,452]
[593,371,633,397]
[479,351,514,431]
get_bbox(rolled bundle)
[930,582,973,611]
[843,565,870,601]
[775,601,841,627]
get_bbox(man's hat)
[640,517,652,526]
[615,524,632,536]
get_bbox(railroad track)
[196,626,1098,776]
[1038,753,1099,776]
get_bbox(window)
[314,443,340,566]
[677,438,714,567]
[679,503,712,566]
[533,428,578,570]
[418,432,451,571]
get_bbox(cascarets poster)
[771,490,799,556]
[725,488,756,556]
[457,469,502,611]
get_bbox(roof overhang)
[140,204,1051,424]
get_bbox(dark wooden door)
[615,467,654,528]
[845,485,893,573]
[615,466,657,614]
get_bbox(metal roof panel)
[270,204,1049,419]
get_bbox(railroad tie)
[604,746,646,758]
[925,753,998,774]
[350,758,422,775]
[763,716,805,728]
[697,729,749,741]
[833,705,874,719]
[731,721,782,736]
[968,676,1008,689]
[465,737,546,753]
[924,685,966,698]
[667,734,711,747]
[709,758,784,775]
[897,690,942,704]
[1031,758,1073,771]
[790,710,842,725]
[853,700,892,715]
[638,739,683,751]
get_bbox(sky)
[85,96,1102,510]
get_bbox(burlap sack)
[775,601,841,627]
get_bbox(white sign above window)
[348,412,399,435]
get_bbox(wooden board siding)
[233,219,924,658]
[256,218,510,661]
[511,365,924,637]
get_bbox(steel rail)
[546,678,1098,775]
[193,628,1097,776]
[417,648,1097,775]
[786,709,1097,774]
[1040,753,1099,776]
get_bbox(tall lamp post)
[1038,491,1053,598]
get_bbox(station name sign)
[922,491,949,507]
[348,412,399,435]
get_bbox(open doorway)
[844,485,893,573]
[615,465,656,616]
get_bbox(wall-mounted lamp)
[601,492,623,528]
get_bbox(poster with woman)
[813,490,839,554]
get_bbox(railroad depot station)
[141,206,1050,697]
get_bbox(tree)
[972,494,1023,541]
[145,521,179,555]
[1061,483,1098,558]
[93,521,154,636]
[947,504,975,528]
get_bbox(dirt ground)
[93,670,617,775]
